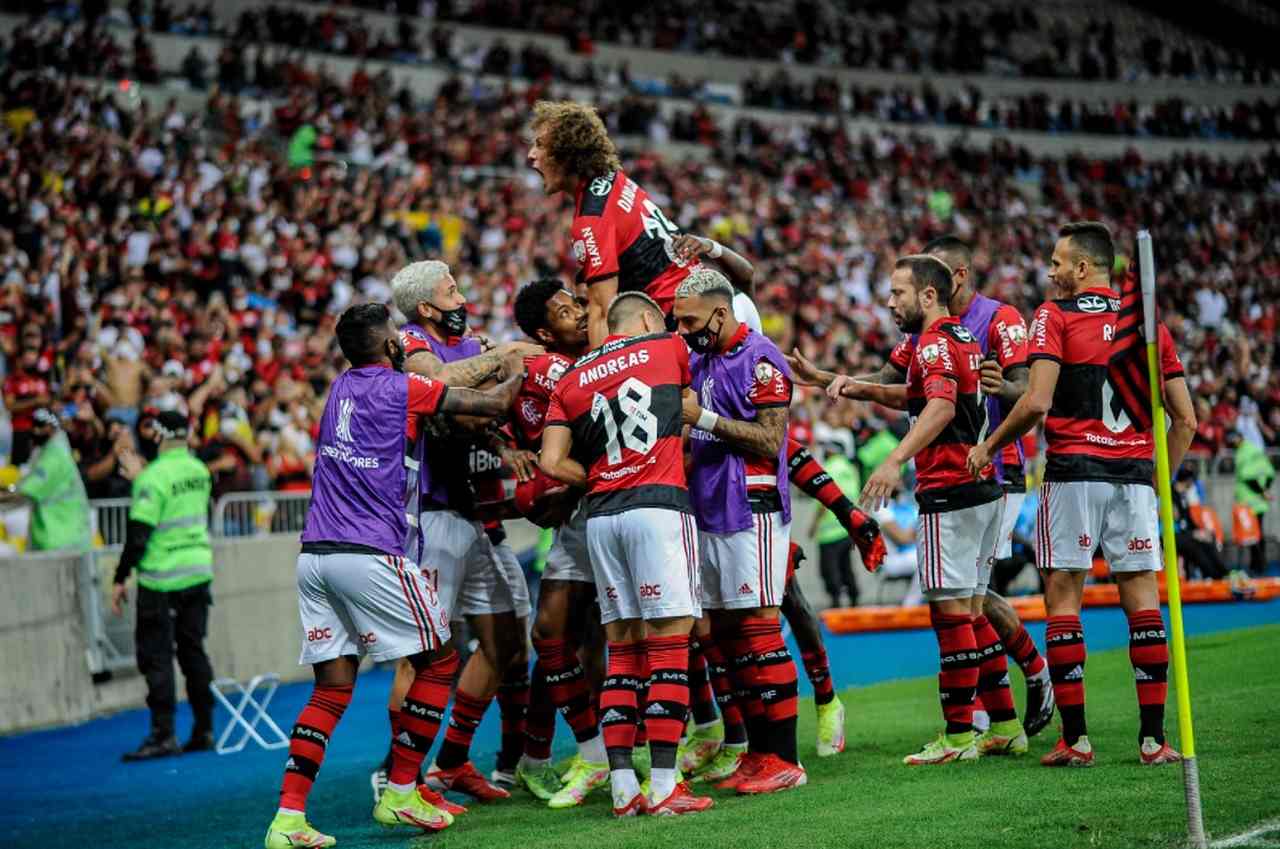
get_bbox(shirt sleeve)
[401,328,432,358]
[545,383,570,427]
[674,337,692,387]
[572,214,619,284]
[888,336,914,374]
[128,472,162,527]
[1027,302,1065,363]
[1158,323,1185,379]
[407,373,447,416]
[748,357,793,408]
[990,304,1029,371]
[916,332,958,404]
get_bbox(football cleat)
[369,767,388,804]
[1022,668,1056,738]
[649,782,715,815]
[417,784,467,816]
[736,755,808,794]
[903,732,979,765]
[976,720,1029,756]
[1139,738,1183,766]
[372,785,453,832]
[424,760,511,801]
[696,743,747,782]
[1040,736,1095,767]
[612,792,647,818]
[516,757,563,800]
[714,750,766,791]
[264,812,336,849]
[678,721,725,774]
[547,757,609,809]
[815,696,846,757]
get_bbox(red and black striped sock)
[532,637,598,743]
[279,683,353,811]
[973,614,1017,723]
[1046,614,1087,744]
[1005,622,1048,677]
[702,637,748,746]
[801,647,835,706]
[601,641,643,770]
[523,662,555,761]
[744,616,799,764]
[1127,609,1169,744]
[688,638,720,725]
[932,610,979,736]
[722,625,769,753]
[634,652,651,747]
[644,634,690,771]
[389,649,458,786]
[496,662,530,771]
[436,686,491,770]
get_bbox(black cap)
[153,410,190,440]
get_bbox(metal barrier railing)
[211,491,312,538]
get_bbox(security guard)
[0,408,90,552]
[111,410,216,761]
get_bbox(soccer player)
[527,100,693,346]
[507,277,614,806]
[966,222,1197,766]
[540,291,713,817]
[847,255,1006,765]
[263,303,519,849]
[790,239,1052,739]
[391,260,540,801]
[675,267,807,794]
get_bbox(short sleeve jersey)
[545,333,691,516]
[1028,287,1184,484]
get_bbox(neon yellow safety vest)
[814,453,861,544]
[18,432,90,552]
[129,447,214,591]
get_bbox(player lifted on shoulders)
[540,292,713,817]
[966,222,1197,767]
[262,304,519,848]
[528,100,693,346]
[675,268,807,794]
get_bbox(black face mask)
[388,339,407,373]
[31,428,54,448]
[681,309,724,354]
[429,302,468,337]
[139,434,160,461]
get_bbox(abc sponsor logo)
[1078,534,1093,549]
[306,627,333,642]
[639,583,662,599]
[1128,537,1153,552]
[359,632,377,645]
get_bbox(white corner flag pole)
[1138,230,1207,849]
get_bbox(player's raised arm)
[672,234,755,296]
[437,372,524,419]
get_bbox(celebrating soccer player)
[263,304,520,848]
[966,222,1197,766]
[540,292,713,817]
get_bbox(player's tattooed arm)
[407,341,542,388]
[981,362,1028,406]
[538,424,588,488]
[438,372,523,418]
[684,392,788,458]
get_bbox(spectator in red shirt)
[5,346,53,464]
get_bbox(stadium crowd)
[1,55,1278,497]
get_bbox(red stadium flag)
[1107,259,1159,432]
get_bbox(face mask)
[681,309,724,354]
[388,340,407,372]
[139,434,160,461]
[31,428,54,447]
[429,302,468,337]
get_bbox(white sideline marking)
[1211,819,1280,848]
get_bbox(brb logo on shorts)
[639,583,662,599]
[307,627,333,642]
[1128,537,1153,552]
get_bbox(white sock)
[610,768,640,806]
[387,780,415,794]
[580,733,607,764]
[972,710,990,733]
[650,767,678,802]
[1032,665,1052,683]
[277,807,305,817]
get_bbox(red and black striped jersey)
[545,332,691,516]
[1028,287,1184,485]
[906,317,1002,513]
[511,351,576,451]
[571,170,693,315]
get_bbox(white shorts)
[296,551,450,665]
[1036,480,1161,572]
[417,510,517,619]
[916,497,1004,601]
[544,504,594,584]
[700,511,791,610]
[586,508,700,624]
[492,540,533,620]
[996,491,1026,561]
